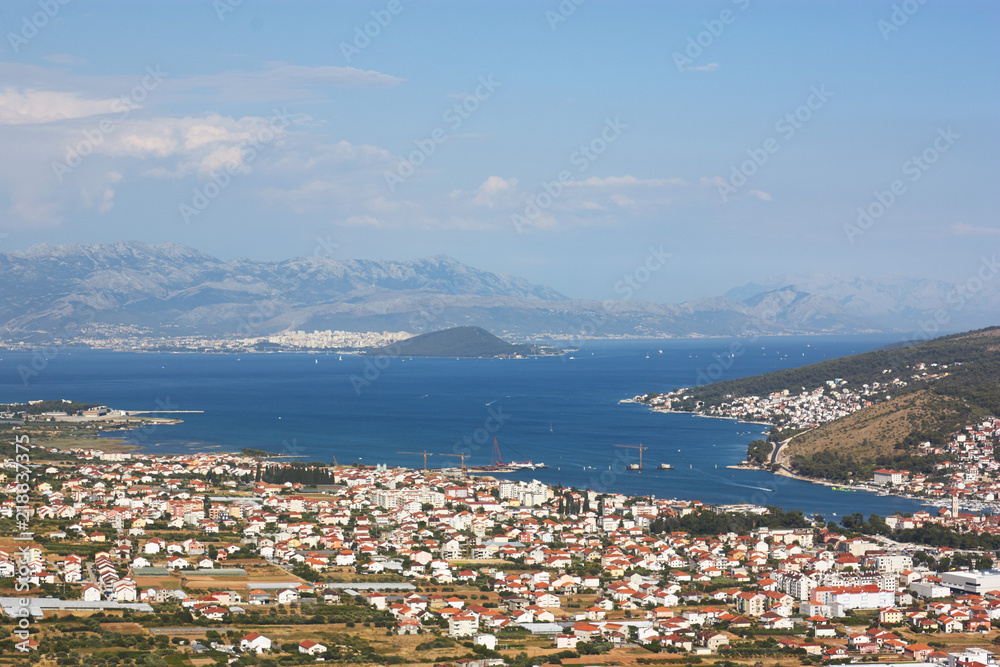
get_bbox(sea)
[0,335,932,519]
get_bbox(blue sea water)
[0,335,930,518]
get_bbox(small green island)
[364,325,564,358]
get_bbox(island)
[363,325,564,358]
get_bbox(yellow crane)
[398,450,434,470]
[439,452,470,472]
[614,443,648,470]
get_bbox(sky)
[0,0,996,303]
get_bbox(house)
[905,644,934,661]
[240,632,271,654]
[299,640,327,656]
[82,584,102,602]
[276,588,299,604]
[697,631,729,652]
[397,618,421,635]
[248,589,271,605]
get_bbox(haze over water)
[0,335,929,518]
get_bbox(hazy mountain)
[726,273,999,332]
[0,242,996,342]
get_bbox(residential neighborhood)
[6,440,1000,666]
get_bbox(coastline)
[632,398,939,509]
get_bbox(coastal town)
[634,361,958,432]
[0,327,413,354]
[7,437,1000,667]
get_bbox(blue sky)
[0,0,996,302]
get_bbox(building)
[939,570,1000,596]
[810,585,893,611]
[873,469,906,486]
[240,632,271,654]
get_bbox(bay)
[0,335,929,518]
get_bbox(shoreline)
[634,399,942,508]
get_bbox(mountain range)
[0,241,996,342]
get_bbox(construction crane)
[614,443,648,470]
[439,452,470,472]
[398,450,434,470]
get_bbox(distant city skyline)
[0,1,996,303]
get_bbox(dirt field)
[785,388,964,460]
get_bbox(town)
[7,439,1000,667]
[635,360,958,432]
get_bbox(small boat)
[627,463,642,470]
[659,463,673,470]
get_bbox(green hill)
[637,326,1000,478]
[365,325,562,358]
[680,327,1000,417]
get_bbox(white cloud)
[98,113,299,176]
[471,176,518,207]
[749,189,772,201]
[575,175,690,188]
[0,88,120,125]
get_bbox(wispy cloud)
[951,223,1000,236]
[43,54,86,67]
[0,88,120,125]
[684,62,720,72]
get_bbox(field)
[783,389,964,461]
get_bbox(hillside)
[636,327,1000,478]
[681,327,1000,416]
[365,326,562,358]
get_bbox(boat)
[658,463,674,470]
[627,463,642,470]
